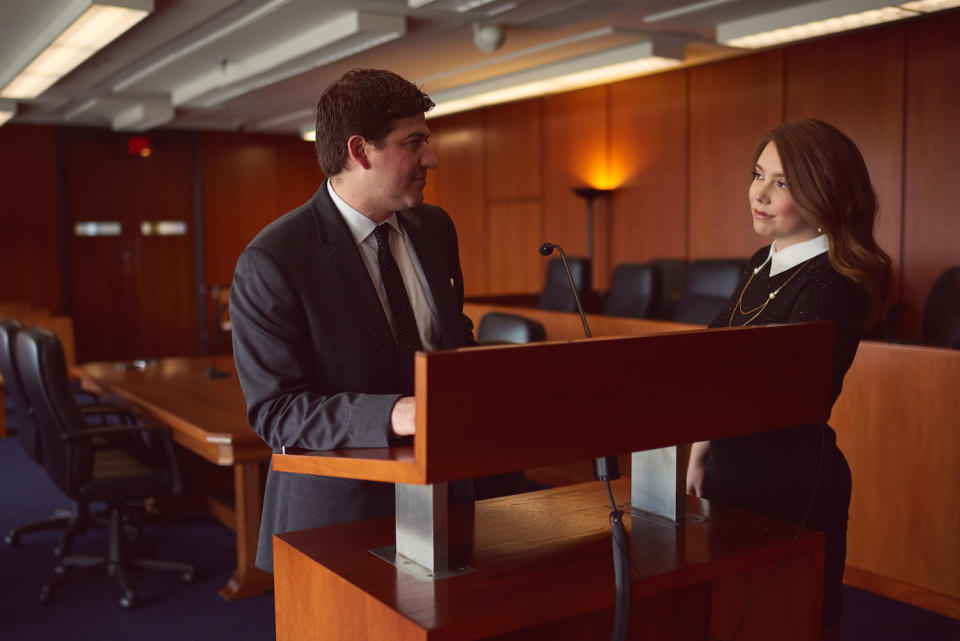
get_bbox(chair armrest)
[63,422,184,494]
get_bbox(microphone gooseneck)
[539,242,591,338]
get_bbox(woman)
[686,119,891,628]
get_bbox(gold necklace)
[728,259,812,327]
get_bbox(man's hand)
[390,396,416,436]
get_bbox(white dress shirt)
[764,234,829,276]
[327,181,440,350]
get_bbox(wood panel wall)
[201,131,320,287]
[608,69,688,266]
[902,12,960,336]
[688,51,784,260]
[2,10,959,357]
[0,125,61,313]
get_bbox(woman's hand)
[686,441,709,497]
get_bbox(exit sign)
[127,136,152,157]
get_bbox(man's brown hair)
[314,68,434,176]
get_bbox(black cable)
[606,478,630,641]
[606,423,827,641]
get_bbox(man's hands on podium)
[686,440,709,498]
[390,396,416,436]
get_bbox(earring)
[817,227,823,233]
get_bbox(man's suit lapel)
[399,210,463,349]
[310,184,403,383]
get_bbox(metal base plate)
[629,508,710,529]
[369,546,473,582]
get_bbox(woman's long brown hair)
[754,119,891,325]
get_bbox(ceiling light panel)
[1,1,152,99]
[899,0,960,10]
[428,38,685,118]
[716,0,924,49]
[112,0,291,93]
[112,99,173,131]
[172,11,404,107]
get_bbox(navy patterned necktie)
[374,224,423,392]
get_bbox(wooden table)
[275,479,824,641]
[80,357,273,600]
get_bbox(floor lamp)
[572,186,612,262]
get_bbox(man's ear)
[346,135,370,169]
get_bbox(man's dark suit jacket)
[230,182,475,573]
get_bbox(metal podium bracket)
[395,482,449,571]
[631,444,690,522]
[387,482,474,579]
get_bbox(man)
[230,68,475,573]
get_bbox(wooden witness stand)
[271,323,834,641]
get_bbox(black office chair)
[603,263,660,319]
[2,319,137,555]
[477,312,547,344]
[921,266,960,349]
[15,327,194,608]
[538,256,591,312]
[649,259,687,320]
[671,258,746,325]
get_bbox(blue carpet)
[0,437,275,641]
[2,433,959,640]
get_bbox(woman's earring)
[817,227,823,233]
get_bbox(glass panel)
[140,220,187,236]
[74,221,121,237]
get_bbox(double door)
[62,129,197,363]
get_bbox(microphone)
[540,241,629,641]
[538,242,592,339]
[538,242,619,482]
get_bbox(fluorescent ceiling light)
[112,100,174,131]
[899,0,960,9]
[0,99,16,127]
[716,0,958,49]
[427,39,684,118]
[112,0,290,92]
[173,12,405,108]
[0,0,152,99]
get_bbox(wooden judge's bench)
[269,324,834,641]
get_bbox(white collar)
[327,180,400,246]
[763,234,828,276]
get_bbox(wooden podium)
[271,323,834,640]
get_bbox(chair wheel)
[39,586,52,603]
[119,590,137,609]
[5,531,18,546]
[53,543,65,557]
[182,570,195,583]
[54,565,67,576]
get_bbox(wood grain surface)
[274,479,823,641]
